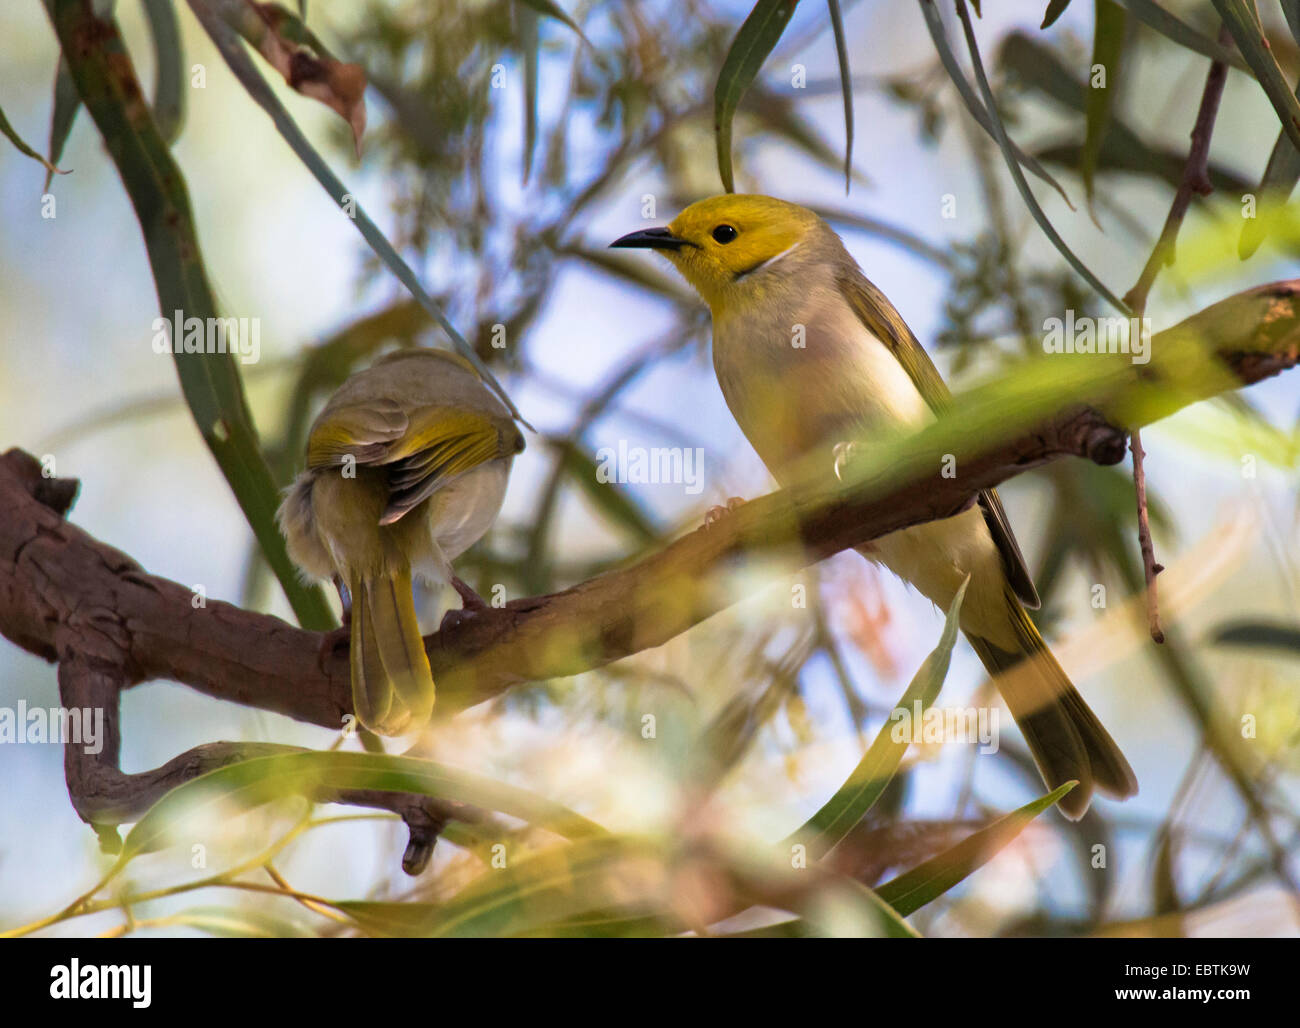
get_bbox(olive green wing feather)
[837,269,1041,609]
[306,398,408,468]
[307,402,524,526]
[379,407,523,524]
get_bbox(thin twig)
[1121,26,1232,643]
[1130,429,1165,642]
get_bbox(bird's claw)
[440,576,490,633]
[452,575,490,612]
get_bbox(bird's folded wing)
[378,407,518,524]
[976,489,1040,609]
[307,402,518,526]
[306,398,409,468]
[838,268,1040,608]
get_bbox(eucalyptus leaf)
[1213,0,1300,156]
[44,60,79,191]
[1240,72,1300,258]
[876,782,1077,914]
[827,0,854,194]
[520,5,539,184]
[951,0,1129,313]
[1213,621,1300,654]
[187,0,531,429]
[142,0,185,144]
[1082,0,1127,205]
[1,99,66,178]
[1117,0,1250,73]
[791,577,969,860]
[44,0,335,629]
[514,0,589,43]
[1285,1,1300,48]
[715,0,800,193]
[1112,0,1253,72]
[917,0,1074,208]
[1042,0,1073,29]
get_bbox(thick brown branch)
[55,654,451,874]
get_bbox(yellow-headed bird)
[613,195,1136,818]
[278,349,524,735]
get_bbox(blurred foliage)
[8,0,1300,937]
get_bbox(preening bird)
[612,194,1137,818]
[278,349,524,736]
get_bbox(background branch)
[1122,25,1233,644]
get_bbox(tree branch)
[2,280,1298,854]
[1123,25,1232,643]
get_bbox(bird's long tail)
[349,568,435,735]
[967,586,1137,820]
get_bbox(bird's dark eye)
[711,224,738,244]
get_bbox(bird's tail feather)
[349,570,435,735]
[967,587,1137,820]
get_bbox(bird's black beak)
[609,226,689,251]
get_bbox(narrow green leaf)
[1082,0,1127,205]
[514,0,589,43]
[950,0,1130,313]
[1213,620,1300,654]
[1240,79,1300,258]
[1,99,66,178]
[791,577,969,859]
[1116,0,1251,73]
[45,0,334,629]
[187,0,531,429]
[876,782,1077,915]
[1213,0,1300,157]
[1001,32,1252,194]
[520,6,539,185]
[714,0,800,193]
[1285,0,1300,48]
[44,59,80,191]
[827,0,854,194]
[49,0,189,187]
[142,0,185,144]
[1041,0,1073,29]
[917,0,1075,208]
[45,4,119,190]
